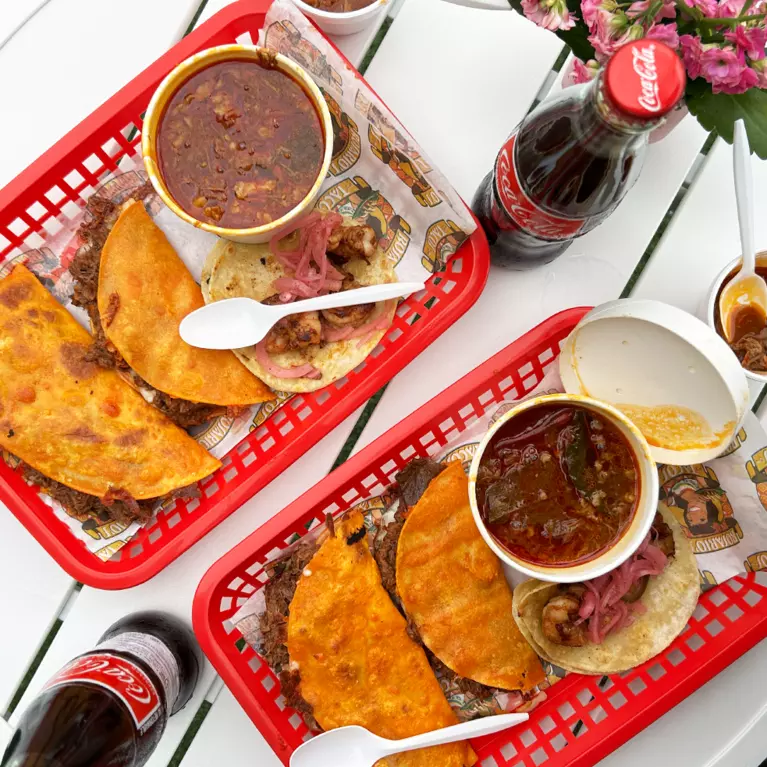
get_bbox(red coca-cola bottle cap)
[605,40,686,120]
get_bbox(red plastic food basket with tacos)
[0,0,489,589]
[194,307,767,767]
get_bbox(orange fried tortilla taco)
[0,265,220,524]
[285,511,475,767]
[396,461,546,694]
[70,194,273,428]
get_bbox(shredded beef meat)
[69,186,222,429]
[260,534,322,731]
[395,457,446,508]
[731,328,767,372]
[21,463,156,524]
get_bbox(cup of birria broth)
[469,394,659,583]
[142,45,333,244]
[705,250,767,383]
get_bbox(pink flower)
[724,26,767,61]
[751,59,767,87]
[680,0,718,16]
[589,13,641,60]
[680,33,704,78]
[521,0,577,30]
[627,0,675,20]
[564,58,601,85]
[581,0,604,28]
[717,0,747,16]
[646,22,679,49]
[699,45,758,93]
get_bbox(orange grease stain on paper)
[615,404,734,451]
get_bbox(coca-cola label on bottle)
[43,653,161,732]
[494,134,586,241]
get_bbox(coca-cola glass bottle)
[1,611,201,767]
[472,40,686,269]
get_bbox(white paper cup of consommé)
[468,393,659,584]
[703,251,767,384]
[294,0,387,36]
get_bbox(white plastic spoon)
[289,713,529,767]
[718,119,767,343]
[179,281,425,350]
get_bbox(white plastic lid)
[559,300,750,465]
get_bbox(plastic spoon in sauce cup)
[719,119,767,343]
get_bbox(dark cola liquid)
[2,612,200,767]
[473,86,647,269]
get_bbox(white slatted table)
[1,1,766,766]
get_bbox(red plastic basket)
[194,307,767,767]
[0,0,489,589]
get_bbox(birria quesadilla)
[396,461,545,693]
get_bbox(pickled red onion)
[254,341,320,379]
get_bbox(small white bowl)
[468,393,659,584]
[142,45,333,245]
[294,0,387,36]
[703,251,767,384]
[560,299,749,465]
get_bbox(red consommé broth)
[476,403,640,567]
[157,58,324,230]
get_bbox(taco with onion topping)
[201,211,397,393]
[512,504,700,675]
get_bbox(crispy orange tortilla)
[288,511,476,767]
[396,461,545,693]
[0,265,220,499]
[98,201,273,405]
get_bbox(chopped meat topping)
[326,224,376,263]
[731,329,767,372]
[321,302,375,330]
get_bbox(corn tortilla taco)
[396,461,545,693]
[201,211,397,393]
[512,504,699,675]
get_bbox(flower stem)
[697,12,766,27]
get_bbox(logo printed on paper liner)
[316,176,411,266]
[422,219,467,272]
[659,463,744,554]
[265,21,343,95]
[745,445,767,512]
[323,90,361,176]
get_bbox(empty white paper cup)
[294,0,387,36]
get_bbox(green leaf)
[506,0,597,62]
[686,79,767,159]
